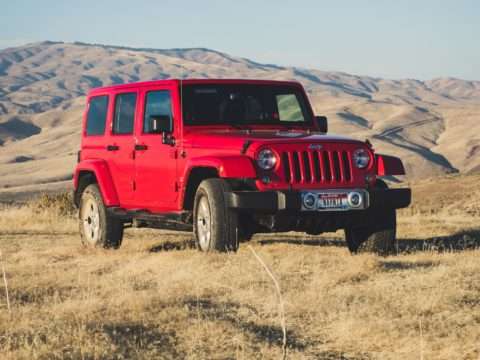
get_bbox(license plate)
[317,193,349,210]
[301,190,368,211]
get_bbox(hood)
[183,129,365,150]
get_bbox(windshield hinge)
[241,140,252,155]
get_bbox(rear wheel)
[193,179,239,252]
[344,180,397,256]
[79,184,123,249]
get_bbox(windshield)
[182,84,312,127]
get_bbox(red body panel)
[133,83,182,210]
[376,154,406,176]
[105,88,137,206]
[74,79,407,213]
[74,159,120,206]
[183,156,257,179]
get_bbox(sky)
[1,0,479,80]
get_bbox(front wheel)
[344,179,397,256]
[193,179,239,252]
[79,184,123,249]
[345,209,397,255]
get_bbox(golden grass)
[0,175,479,359]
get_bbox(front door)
[134,86,178,212]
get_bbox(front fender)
[376,154,406,176]
[184,155,257,179]
[73,159,120,206]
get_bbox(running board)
[107,207,193,232]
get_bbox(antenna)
[179,78,183,140]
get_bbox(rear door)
[134,85,179,211]
[105,90,138,207]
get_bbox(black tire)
[79,184,123,249]
[193,179,239,252]
[345,180,397,256]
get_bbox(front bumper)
[226,188,411,212]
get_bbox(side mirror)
[150,115,175,145]
[314,116,328,133]
[150,115,172,134]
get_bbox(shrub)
[30,192,76,217]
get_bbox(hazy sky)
[1,0,479,80]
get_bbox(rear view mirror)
[150,115,172,134]
[314,116,328,133]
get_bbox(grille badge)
[308,144,323,150]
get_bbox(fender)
[376,154,406,176]
[73,159,120,206]
[183,155,257,179]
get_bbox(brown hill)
[1,41,479,192]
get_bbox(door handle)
[106,145,119,151]
[134,144,148,151]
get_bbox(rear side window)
[86,96,108,136]
[143,91,172,133]
[113,93,137,134]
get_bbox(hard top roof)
[88,78,303,95]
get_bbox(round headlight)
[256,148,277,170]
[353,148,371,169]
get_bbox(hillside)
[1,41,480,192]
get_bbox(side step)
[107,207,193,232]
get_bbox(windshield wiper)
[278,124,296,131]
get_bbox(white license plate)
[317,193,349,210]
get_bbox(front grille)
[282,150,353,184]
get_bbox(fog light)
[303,193,316,209]
[347,192,362,208]
[261,176,271,184]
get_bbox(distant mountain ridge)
[0,41,479,191]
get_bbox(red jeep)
[73,79,411,254]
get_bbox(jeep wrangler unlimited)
[73,79,411,254]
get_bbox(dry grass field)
[0,175,479,359]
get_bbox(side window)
[86,96,108,136]
[276,94,305,122]
[113,93,137,134]
[143,91,172,133]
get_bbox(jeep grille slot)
[292,152,302,182]
[322,151,332,181]
[312,151,321,181]
[332,151,341,181]
[282,152,291,182]
[281,150,353,184]
[342,151,352,182]
[302,151,312,182]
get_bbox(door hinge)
[132,180,136,191]
[174,182,179,192]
